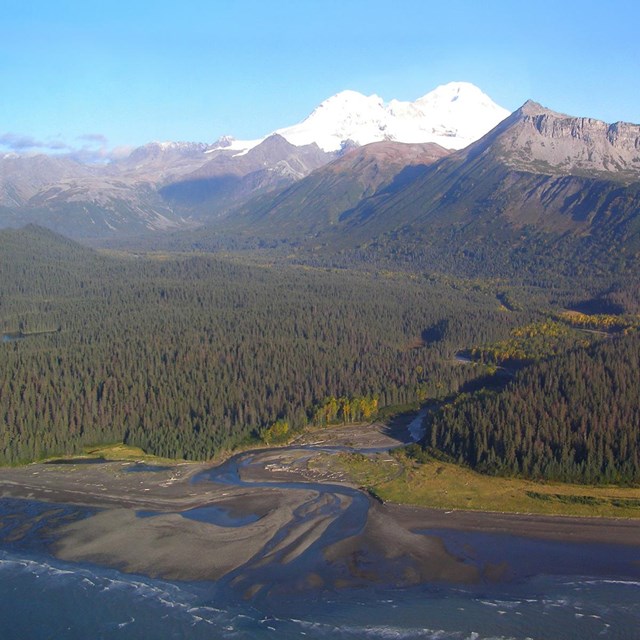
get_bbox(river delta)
[0,421,639,638]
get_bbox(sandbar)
[0,422,638,593]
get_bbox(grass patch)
[310,451,403,489]
[79,443,180,465]
[330,450,640,518]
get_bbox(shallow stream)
[1,427,639,638]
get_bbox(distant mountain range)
[216,99,640,281]
[1,82,639,287]
[0,82,508,238]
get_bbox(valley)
[1,81,639,639]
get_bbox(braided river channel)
[1,420,639,639]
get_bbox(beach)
[0,421,638,593]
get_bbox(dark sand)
[386,503,640,547]
[0,422,638,589]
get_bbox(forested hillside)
[425,333,640,484]
[171,100,640,305]
[0,226,526,464]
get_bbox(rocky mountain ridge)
[2,92,640,248]
[0,81,510,238]
[493,101,640,180]
[227,141,451,234]
[215,100,640,280]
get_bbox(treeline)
[424,333,640,484]
[0,226,526,464]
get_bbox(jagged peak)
[249,133,296,151]
[211,135,235,149]
[138,141,207,151]
[513,100,640,132]
[516,99,549,116]
[259,133,290,144]
[481,99,640,180]
[125,140,208,161]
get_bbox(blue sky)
[1,0,639,157]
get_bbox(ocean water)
[1,547,639,639]
[1,449,639,639]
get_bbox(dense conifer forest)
[424,333,640,484]
[0,226,526,464]
[2,225,639,487]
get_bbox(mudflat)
[385,503,640,546]
[0,422,638,593]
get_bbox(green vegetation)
[557,310,640,333]
[425,333,640,484]
[259,419,291,445]
[0,226,525,465]
[311,451,403,489]
[311,395,379,426]
[81,442,179,464]
[467,311,639,368]
[329,450,640,518]
[468,320,594,365]
[2,224,639,504]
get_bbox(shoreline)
[0,421,639,589]
[2,458,638,543]
[383,502,640,547]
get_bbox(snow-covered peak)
[121,141,210,167]
[273,90,388,150]
[205,135,265,155]
[213,82,511,154]
[210,135,235,149]
[409,82,511,143]
[278,82,510,151]
[312,89,385,113]
[414,81,490,106]
[132,141,209,154]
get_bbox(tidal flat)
[1,422,640,638]
[0,422,638,588]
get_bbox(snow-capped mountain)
[1,81,512,238]
[213,82,510,154]
[223,100,640,277]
